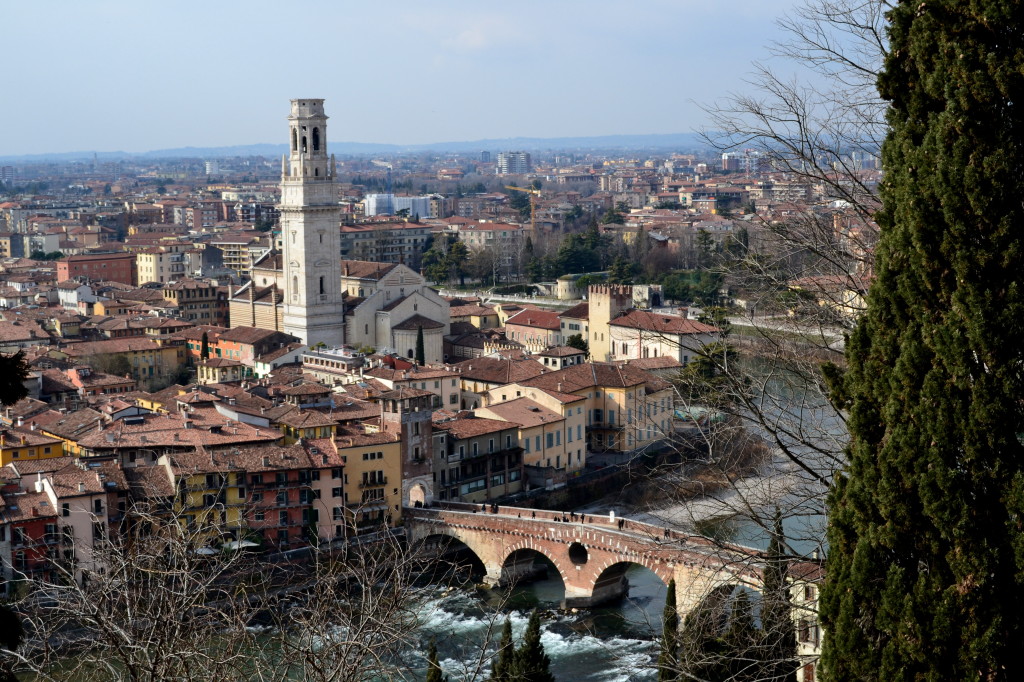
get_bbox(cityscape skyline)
[2,0,801,156]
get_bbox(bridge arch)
[588,559,673,607]
[500,541,571,592]
[410,531,487,582]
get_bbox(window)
[333,507,344,521]
[278,510,288,526]
[535,436,541,451]
[254,510,265,521]
[524,438,530,453]
[546,433,554,448]
[332,487,343,498]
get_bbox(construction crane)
[505,185,541,233]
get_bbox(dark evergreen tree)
[200,331,210,360]
[760,512,797,682]
[564,334,588,356]
[0,351,29,408]
[425,638,447,682]
[490,618,515,682]
[415,326,425,366]
[510,610,555,682]
[820,1,1024,680]
[657,579,679,681]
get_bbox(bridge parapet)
[405,503,767,612]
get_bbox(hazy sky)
[2,0,803,155]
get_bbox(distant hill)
[0,133,710,162]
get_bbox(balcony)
[359,477,387,488]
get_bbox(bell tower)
[280,98,345,347]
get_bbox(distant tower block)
[280,99,345,347]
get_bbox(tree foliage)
[489,618,515,682]
[820,1,1024,679]
[658,579,679,681]
[0,351,29,407]
[509,610,555,682]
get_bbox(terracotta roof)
[219,326,294,345]
[450,356,548,386]
[618,356,684,370]
[505,309,561,331]
[536,345,585,357]
[391,314,445,331]
[379,387,434,401]
[432,413,517,440]
[608,309,719,335]
[558,302,590,320]
[519,361,671,394]
[478,398,564,428]
[340,260,399,280]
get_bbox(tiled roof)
[432,413,516,440]
[391,314,445,331]
[450,356,548,386]
[505,308,561,331]
[479,398,564,428]
[519,361,671,394]
[608,309,719,335]
[340,260,399,280]
[558,302,590,320]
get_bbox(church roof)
[340,260,400,280]
[392,314,445,331]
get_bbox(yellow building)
[335,427,403,533]
[498,361,674,455]
[58,338,186,388]
[0,427,64,466]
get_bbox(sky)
[1,0,803,156]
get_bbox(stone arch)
[410,531,486,581]
[499,547,566,594]
[587,559,673,607]
[499,540,571,590]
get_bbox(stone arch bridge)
[405,502,770,613]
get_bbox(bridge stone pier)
[405,502,765,612]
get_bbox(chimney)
[16,416,23,427]
[34,473,43,494]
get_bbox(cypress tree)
[760,512,796,682]
[657,579,679,681]
[425,638,447,682]
[820,1,1024,680]
[415,325,425,366]
[510,610,555,682]
[490,618,515,682]
[200,331,210,360]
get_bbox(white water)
[406,566,665,681]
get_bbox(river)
[411,563,666,681]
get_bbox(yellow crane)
[505,185,541,233]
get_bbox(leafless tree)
[3,494,503,682]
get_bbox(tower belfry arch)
[280,99,345,347]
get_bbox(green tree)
[200,331,210,360]
[607,256,636,285]
[760,512,797,682]
[425,638,447,682]
[657,579,679,681]
[490,618,515,682]
[0,351,27,682]
[820,2,1024,680]
[564,334,588,356]
[510,610,555,682]
[0,351,29,408]
[415,326,425,366]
